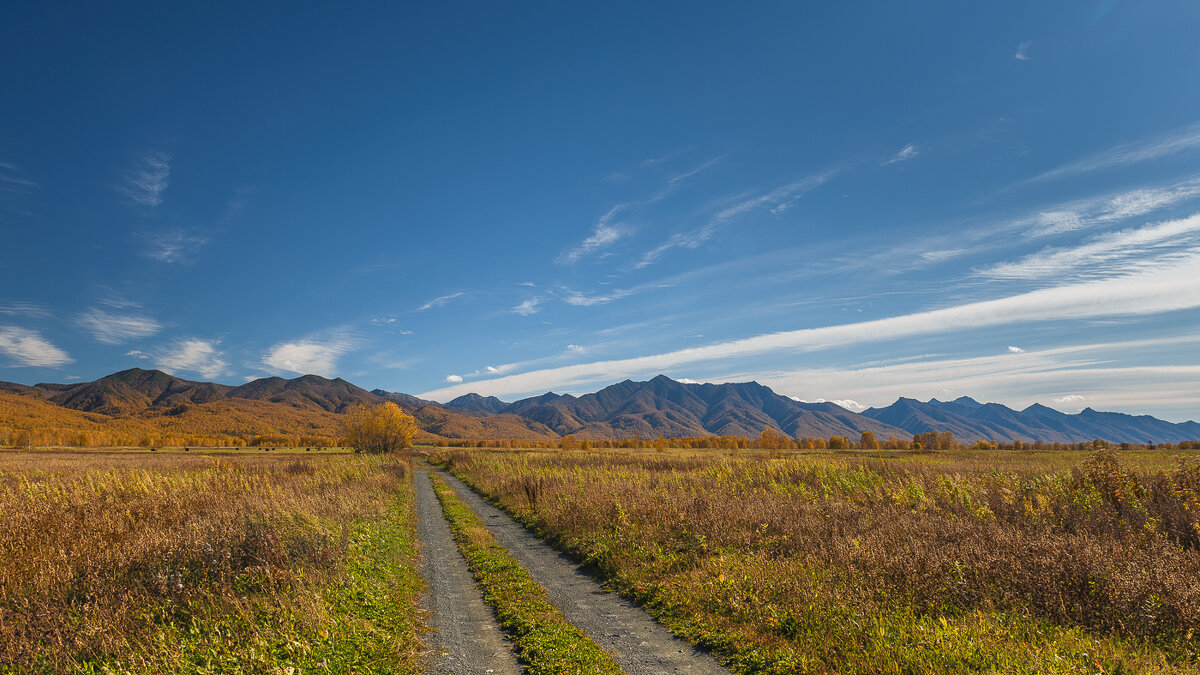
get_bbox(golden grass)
[433,446,1200,673]
[0,449,422,673]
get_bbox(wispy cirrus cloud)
[0,326,72,367]
[0,301,51,319]
[0,161,39,193]
[854,177,1200,276]
[454,344,597,383]
[750,336,1200,420]
[560,156,725,265]
[978,212,1200,281]
[415,291,464,312]
[561,287,636,306]
[420,252,1200,400]
[512,298,541,316]
[1027,122,1200,184]
[263,330,357,377]
[142,228,209,263]
[1015,41,1033,61]
[119,151,171,207]
[559,221,627,265]
[636,166,843,268]
[883,143,920,165]
[1026,178,1200,237]
[155,338,229,379]
[78,308,163,344]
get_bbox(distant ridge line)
[2,369,1197,444]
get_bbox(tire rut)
[433,467,731,675]
[415,466,523,674]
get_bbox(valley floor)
[3,445,1200,673]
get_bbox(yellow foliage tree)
[343,402,417,453]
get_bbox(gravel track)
[415,466,523,674]
[433,467,731,675]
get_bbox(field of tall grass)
[434,446,1200,673]
[0,449,423,674]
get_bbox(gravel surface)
[434,467,731,675]
[415,466,524,674]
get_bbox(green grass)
[14,463,426,675]
[430,471,622,675]
[433,448,1200,674]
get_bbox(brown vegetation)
[0,449,421,672]
[435,446,1200,672]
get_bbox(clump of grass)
[432,447,1200,673]
[430,472,621,674]
[0,450,423,673]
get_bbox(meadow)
[433,446,1200,674]
[0,448,423,674]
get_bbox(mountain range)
[2,369,1198,444]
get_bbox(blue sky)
[3,2,1200,420]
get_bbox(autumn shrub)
[435,447,1200,673]
[0,450,419,672]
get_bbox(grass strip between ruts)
[430,471,623,675]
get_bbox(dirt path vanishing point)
[414,466,524,674]
[432,467,731,675]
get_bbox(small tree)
[860,430,879,450]
[343,402,417,454]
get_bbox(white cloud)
[884,143,920,165]
[119,151,171,207]
[560,156,725,266]
[1015,41,1033,61]
[559,223,627,265]
[636,166,842,268]
[0,162,38,192]
[143,229,209,263]
[79,309,163,344]
[562,288,635,306]
[829,399,866,412]
[1028,179,1200,237]
[419,253,1200,401]
[445,374,463,383]
[979,213,1200,280]
[856,178,1200,277]
[485,366,501,374]
[0,302,50,319]
[1028,122,1200,183]
[513,298,541,316]
[263,333,355,377]
[1008,345,1025,353]
[416,292,464,312]
[0,326,72,367]
[566,344,584,352]
[733,334,1200,419]
[156,339,229,379]
[636,225,718,269]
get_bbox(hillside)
[862,397,1200,443]
[2,370,1197,445]
[444,375,910,440]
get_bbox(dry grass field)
[0,448,423,674]
[433,446,1200,673]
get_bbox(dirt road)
[414,466,523,674]
[432,467,730,675]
